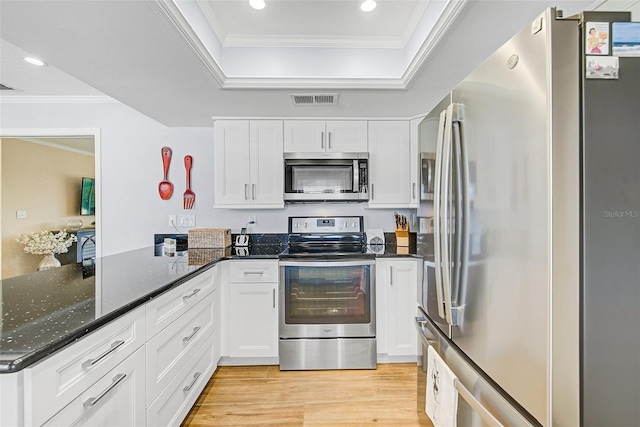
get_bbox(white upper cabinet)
[284,120,367,153]
[368,121,412,207]
[214,120,284,208]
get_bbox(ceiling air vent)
[0,83,15,91]
[290,93,338,106]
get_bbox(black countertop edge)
[0,261,219,374]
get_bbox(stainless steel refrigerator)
[416,7,640,427]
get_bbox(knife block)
[395,228,409,247]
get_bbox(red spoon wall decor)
[158,146,174,200]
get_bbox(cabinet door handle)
[328,131,332,149]
[183,372,202,392]
[183,326,201,343]
[82,340,125,369]
[252,184,256,200]
[83,373,127,407]
[412,183,416,200]
[321,132,325,149]
[273,288,276,308]
[371,184,374,200]
[390,266,393,286]
[243,271,265,276]
[244,184,248,200]
[183,288,201,301]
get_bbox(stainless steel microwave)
[284,153,369,202]
[420,152,436,200]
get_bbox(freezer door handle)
[454,379,505,427]
[414,318,505,427]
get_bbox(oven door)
[279,259,375,339]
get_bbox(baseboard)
[377,354,418,364]
[218,356,279,366]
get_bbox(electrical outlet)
[168,215,176,227]
[16,210,27,219]
[178,214,195,227]
[248,214,257,225]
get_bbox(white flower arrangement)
[16,230,78,255]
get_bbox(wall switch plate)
[168,215,176,227]
[178,214,195,227]
[16,210,27,219]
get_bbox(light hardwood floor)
[183,363,433,426]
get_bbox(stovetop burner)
[285,216,370,258]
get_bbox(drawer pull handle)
[183,288,201,301]
[82,340,125,369]
[243,271,264,275]
[83,373,127,407]
[183,326,201,343]
[183,371,202,392]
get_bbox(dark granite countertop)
[0,244,286,373]
[0,235,427,373]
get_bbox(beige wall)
[1,138,95,279]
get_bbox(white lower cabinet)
[228,260,279,359]
[24,306,146,427]
[42,346,146,426]
[146,335,217,427]
[9,266,221,427]
[376,258,420,358]
[146,291,217,405]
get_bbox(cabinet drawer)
[146,337,216,427]
[146,267,216,338]
[24,306,146,427]
[146,291,217,405]
[229,260,278,283]
[42,346,146,427]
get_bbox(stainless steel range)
[279,216,376,370]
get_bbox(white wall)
[1,101,415,256]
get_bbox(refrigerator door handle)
[445,103,469,326]
[441,104,454,325]
[433,109,448,320]
[454,104,470,320]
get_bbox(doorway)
[0,128,101,279]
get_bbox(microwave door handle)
[353,159,359,193]
[427,158,434,194]
[433,109,447,320]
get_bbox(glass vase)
[38,253,61,271]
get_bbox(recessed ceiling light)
[24,57,47,66]
[249,0,265,10]
[360,0,376,12]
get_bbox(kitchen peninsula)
[0,239,420,426]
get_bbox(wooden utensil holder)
[395,228,409,247]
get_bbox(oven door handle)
[279,260,376,268]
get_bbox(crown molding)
[150,0,226,87]
[400,0,469,87]
[0,95,117,104]
[221,76,407,90]
[153,0,468,90]
[15,136,95,156]
[223,34,405,49]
